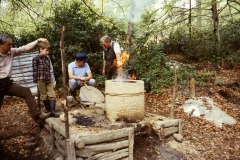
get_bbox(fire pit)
[105,79,145,122]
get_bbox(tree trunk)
[196,0,202,27]
[126,0,136,49]
[212,0,221,56]
[189,0,192,44]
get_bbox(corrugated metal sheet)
[11,51,56,94]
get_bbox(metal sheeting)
[12,51,56,94]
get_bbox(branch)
[218,3,228,14]
[0,19,13,26]
[229,4,240,13]
[228,0,240,5]
[111,0,128,22]
[82,0,114,24]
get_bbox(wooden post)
[160,124,164,146]
[171,64,177,119]
[66,139,76,160]
[178,120,183,135]
[189,78,195,99]
[49,123,55,150]
[60,26,69,139]
[128,128,134,160]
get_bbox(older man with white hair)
[100,36,122,80]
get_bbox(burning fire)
[128,74,136,80]
[112,50,137,80]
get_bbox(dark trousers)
[0,78,41,117]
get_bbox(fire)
[111,51,130,78]
[120,51,130,66]
[128,74,136,80]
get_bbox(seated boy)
[32,42,59,117]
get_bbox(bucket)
[141,78,151,93]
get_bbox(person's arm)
[86,72,92,81]
[68,71,87,81]
[102,60,106,76]
[25,38,48,52]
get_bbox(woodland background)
[0,0,240,92]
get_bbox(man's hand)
[80,77,88,81]
[102,69,105,76]
[38,38,49,43]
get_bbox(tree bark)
[126,0,136,49]
[212,0,221,56]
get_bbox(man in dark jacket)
[100,36,122,79]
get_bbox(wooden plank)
[78,128,131,145]
[128,128,134,160]
[91,151,113,160]
[153,119,181,130]
[99,148,129,160]
[164,127,178,137]
[84,140,128,152]
[66,139,76,160]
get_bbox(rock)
[69,118,78,125]
[61,96,79,108]
[95,108,104,115]
[55,155,64,160]
[23,142,36,148]
[173,133,184,143]
[34,147,40,152]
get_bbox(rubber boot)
[49,100,60,117]
[70,90,76,100]
[43,100,51,113]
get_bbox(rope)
[105,92,144,96]
[17,55,28,87]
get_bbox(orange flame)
[128,74,136,79]
[111,51,130,77]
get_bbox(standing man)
[100,36,122,79]
[68,53,95,100]
[0,34,51,123]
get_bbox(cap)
[76,53,88,61]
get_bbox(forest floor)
[0,62,240,160]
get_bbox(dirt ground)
[1,62,240,160]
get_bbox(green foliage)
[125,35,214,93]
[225,50,240,66]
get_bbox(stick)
[78,81,90,84]
[171,64,177,119]
[60,26,69,139]
[84,83,90,90]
